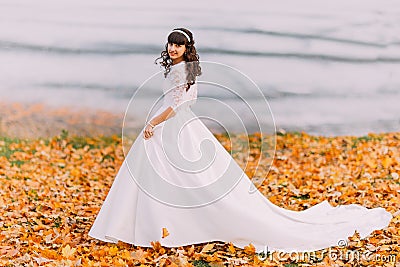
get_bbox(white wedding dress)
[88,61,392,253]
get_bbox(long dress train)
[88,61,392,253]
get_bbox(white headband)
[169,29,191,43]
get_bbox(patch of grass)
[351,134,384,148]
[70,136,95,149]
[10,160,26,167]
[0,136,25,159]
[100,154,115,163]
[0,136,23,144]
[192,260,210,267]
[0,146,15,159]
[27,189,39,201]
[279,183,288,188]
[99,134,122,146]
[290,131,303,136]
[60,129,69,140]
[53,216,62,228]
[55,129,122,150]
[382,175,394,180]
[291,193,310,200]
[41,138,50,146]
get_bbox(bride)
[88,27,392,253]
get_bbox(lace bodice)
[162,62,197,112]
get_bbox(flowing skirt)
[88,105,392,253]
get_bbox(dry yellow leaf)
[382,157,392,169]
[131,248,147,263]
[162,227,169,238]
[200,243,214,253]
[243,243,255,255]
[61,244,76,259]
[228,242,236,254]
[109,245,118,256]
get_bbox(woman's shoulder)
[167,62,186,79]
[170,61,186,72]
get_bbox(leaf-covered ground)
[0,131,399,267]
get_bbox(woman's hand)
[142,108,172,140]
[143,124,154,140]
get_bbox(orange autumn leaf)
[159,257,179,267]
[243,243,255,255]
[61,244,76,259]
[162,227,169,238]
[186,245,195,257]
[109,245,119,256]
[150,241,166,254]
[72,169,83,179]
[382,157,393,169]
[151,241,162,251]
[228,242,236,254]
[40,248,61,260]
[131,248,147,263]
[200,243,215,253]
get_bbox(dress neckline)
[172,61,186,67]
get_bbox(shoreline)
[0,100,398,140]
[0,101,125,139]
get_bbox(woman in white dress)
[88,28,392,253]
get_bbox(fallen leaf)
[243,243,255,255]
[162,227,169,238]
[200,243,215,253]
[61,244,76,259]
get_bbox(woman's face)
[168,42,186,63]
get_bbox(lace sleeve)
[168,67,187,112]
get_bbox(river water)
[1,0,399,136]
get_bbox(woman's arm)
[144,66,186,139]
[143,106,176,139]
[149,106,175,126]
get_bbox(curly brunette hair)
[154,28,202,92]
